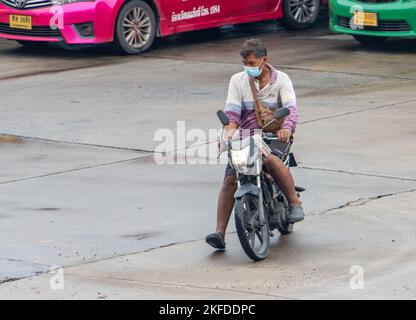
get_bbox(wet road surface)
[0,16,416,299]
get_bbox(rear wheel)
[114,0,157,54]
[275,195,294,235]
[353,35,388,45]
[235,194,270,262]
[280,0,320,30]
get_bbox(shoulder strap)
[248,77,258,100]
[249,77,262,126]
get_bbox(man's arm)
[224,74,242,138]
[278,73,298,142]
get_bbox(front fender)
[234,183,259,200]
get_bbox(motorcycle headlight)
[231,147,261,175]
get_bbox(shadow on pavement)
[339,37,416,54]
[2,41,117,58]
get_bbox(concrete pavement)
[1,190,415,299]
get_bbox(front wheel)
[114,0,157,54]
[235,194,270,262]
[280,0,320,30]
[353,35,388,45]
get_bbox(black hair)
[240,39,267,58]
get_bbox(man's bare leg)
[205,175,236,250]
[264,155,300,205]
[264,155,304,223]
[216,175,237,237]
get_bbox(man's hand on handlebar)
[277,128,292,143]
[218,122,238,154]
[225,122,238,140]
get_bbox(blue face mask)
[244,60,264,78]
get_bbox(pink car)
[0,0,326,54]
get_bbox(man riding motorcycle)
[206,38,304,250]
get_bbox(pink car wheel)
[114,0,157,54]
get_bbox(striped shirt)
[224,64,298,133]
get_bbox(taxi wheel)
[114,0,157,54]
[353,35,388,45]
[280,0,320,30]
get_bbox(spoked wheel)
[280,0,320,30]
[114,0,156,54]
[235,194,270,262]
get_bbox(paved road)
[0,17,416,299]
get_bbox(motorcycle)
[217,108,305,261]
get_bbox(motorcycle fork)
[256,161,266,226]
[234,160,266,225]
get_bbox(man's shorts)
[224,139,292,178]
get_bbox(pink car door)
[162,0,235,33]
[163,0,201,28]
[231,0,278,17]
[196,0,224,24]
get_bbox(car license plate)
[9,15,32,30]
[354,11,378,27]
